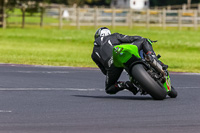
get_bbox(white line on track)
[175,87,200,89]
[0,88,104,91]
[0,110,12,113]
[16,71,70,74]
[170,72,200,76]
[0,87,199,91]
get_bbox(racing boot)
[125,81,138,95]
[157,60,168,70]
[106,82,125,94]
[115,81,138,95]
[146,51,168,70]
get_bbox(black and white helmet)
[94,27,111,39]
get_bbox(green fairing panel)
[113,45,140,68]
[163,75,172,92]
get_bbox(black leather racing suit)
[91,33,154,94]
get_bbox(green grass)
[0,27,200,73]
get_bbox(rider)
[91,27,167,95]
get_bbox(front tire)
[131,64,167,100]
[168,86,178,98]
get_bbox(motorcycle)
[113,42,177,100]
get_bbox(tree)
[150,0,200,7]
[67,0,85,6]
[5,0,51,15]
[85,0,111,6]
[0,0,5,27]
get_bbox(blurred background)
[1,0,200,29]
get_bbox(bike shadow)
[72,95,155,100]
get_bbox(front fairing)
[163,74,172,93]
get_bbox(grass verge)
[0,27,200,73]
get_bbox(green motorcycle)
[113,44,177,100]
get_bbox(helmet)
[94,27,111,39]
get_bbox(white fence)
[66,7,200,30]
[4,5,200,30]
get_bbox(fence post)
[112,7,115,29]
[59,5,63,29]
[158,9,162,25]
[94,7,98,29]
[162,8,166,30]
[40,5,44,28]
[167,6,171,10]
[21,7,26,28]
[129,8,133,29]
[76,7,80,29]
[146,9,150,29]
[198,4,200,12]
[2,0,6,28]
[178,10,182,30]
[182,4,187,11]
[194,10,198,30]
[187,0,191,9]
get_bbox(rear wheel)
[131,64,167,100]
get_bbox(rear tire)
[131,64,167,100]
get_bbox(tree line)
[6,0,200,7]
[6,0,111,7]
[150,0,200,7]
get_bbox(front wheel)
[168,86,178,98]
[131,64,167,100]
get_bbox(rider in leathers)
[91,27,167,95]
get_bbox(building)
[111,0,149,10]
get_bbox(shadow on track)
[72,95,154,100]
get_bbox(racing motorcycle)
[113,42,177,100]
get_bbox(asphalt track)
[0,64,200,133]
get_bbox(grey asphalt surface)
[0,64,200,133]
